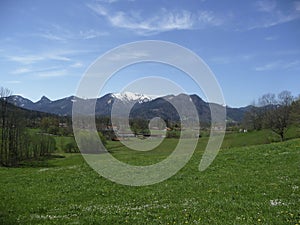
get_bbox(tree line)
[1,86,299,166]
[0,87,56,166]
[243,90,300,141]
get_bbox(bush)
[98,132,107,146]
[65,141,79,153]
[166,130,180,138]
[75,131,107,153]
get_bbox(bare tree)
[243,100,263,130]
[278,91,294,107]
[259,91,294,141]
[290,95,300,126]
[259,93,276,106]
[0,87,12,165]
[0,87,57,166]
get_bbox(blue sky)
[0,0,299,107]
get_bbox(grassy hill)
[1,138,299,224]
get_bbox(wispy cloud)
[33,24,71,42]
[11,68,33,74]
[264,35,278,41]
[7,51,72,65]
[37,69,68,77]
[255,60,300,71]
[96,0,120,3]
[79,29,109,39]
[10,66,65,77]
[88,4,222,35]
[11,62,85,78]
[294,1,300,11]
[255,0,276,12]
[48,55,71,61]
[198,11,223,26]
[8,55,45,65]
[34,24,108,42]
[249,0,300,29]
[106,51,150,61]
[37,33,66,41]
[274,49,300,56]
[210,54,255,64]
[5,80,21,84]
[284,60,300,69]
[70,62,84,68]
[209,56,233,64]
[255,61,280,71]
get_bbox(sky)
[0,0,299,107]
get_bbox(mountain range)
[7,92,249,123]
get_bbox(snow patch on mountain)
[7,95,34,109]
[11,95,29,103]
[111,92,152,103]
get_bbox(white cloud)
[210,56,233,64]
[210,54,255,64]
[294,1,300,11]
[5,80,21,84]
[264,35,278,41]
[255,61,279,71]
[249,12,300,29]
[10,66,67,77]
[249,1,300,29]
[198,10,222,26]
[8,52,71,64]
[48,55,71,61]
[11,68,32,74]
[96,0,119,3]
[37,33,66,41]
[70,62,84,68]
[274,49,300,56]
[33,24,71,42]
[35,23,109,42]
[284,60,300,69]
[79,29,109,39]
[88,4,222,35]
[106,51,150,61]
[37,69,68,77]
[90,4,108,16]
[255,60,300,71]
[8,55,45,64]
[155,9,195,30]
[255,0,276,12]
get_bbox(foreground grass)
[0,138,299,224]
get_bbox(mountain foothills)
[1,89,299,167]
[7,92,246,123]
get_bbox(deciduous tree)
[259,91,294,141]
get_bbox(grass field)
[0,135,300,224]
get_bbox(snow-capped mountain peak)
[111,92,152,103]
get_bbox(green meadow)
[0,132,300,224]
